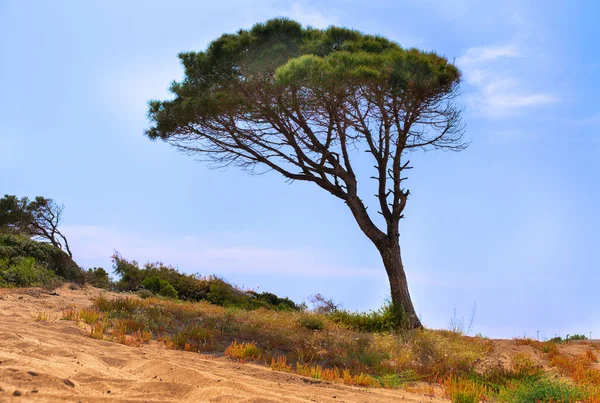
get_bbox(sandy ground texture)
[0,285,449,403]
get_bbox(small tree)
[87,267,111,289]
[309,293,340,314]
[146,19,466,329]
[0,195,31,235]
[27,197,73,258]
[0,195,73,257]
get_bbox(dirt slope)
[0,286,447,402]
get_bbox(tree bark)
[344,195,421,329]
[378,239,422,329]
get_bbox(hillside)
[0,285,445,402]
[1,285,598,402]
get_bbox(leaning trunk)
[379,240,422,329]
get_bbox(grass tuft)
[225,340,262,362]
[35,311,50,321]
[443,376,489,403]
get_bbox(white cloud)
[458,45,520,71]
[457,45,557,117]
[63,225,379,278]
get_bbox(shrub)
[112,253,144,291]
[141,275,162,294]
[112,253,299,310]
[329,300,403,332]
[207,278,237,305]
[0,234,83,282]
[500,378,584,403]
[297,315,325,331]
[113,253,210,300]
[159,281,178,299]
[137,289,154,299]
[0,256,57,287]
[252,291,298,310]
[86,267,111,289]
[141,276,178,299]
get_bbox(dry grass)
[225,340,262,362]
[57,294,600,401]
[512,338,600,401]
[58,296,492,385]
[35,311,50,321]
[270,356,293,372]
[442,376,491,403]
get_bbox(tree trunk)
[379,240,422,329]
[343,196,421,329]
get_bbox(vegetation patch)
[60,295,493,395]
[329,300,406,332]
[55,293,600,401]
[0,256,59,288]
[498,378,584,403]
[297,315,325,331]
[112,254,298,310]
[225,341,262,362]
[0,234,84,285]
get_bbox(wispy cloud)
[457,44,557,117]
[459,44,519,66]
[63,225,379,278]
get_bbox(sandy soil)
[0,286,448,402]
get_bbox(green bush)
[566,334,587,341]
[500,378,583,403]
[329,300,404,332]
[86,267,111,289]
[159,281,178,299]
[141,275,178,299]
[113,253,144,291]
[0,234,83,282]
[141,275,162,294]
[206,277,254,306]
[112,253,298,310]
[137,289,154,299]
[113,253,209,300]
[0,256,57,287]
[297,315,325,331]
[252,291,298,311]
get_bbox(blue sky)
[1,0,599,339]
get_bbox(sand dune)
[0,286,447,402]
